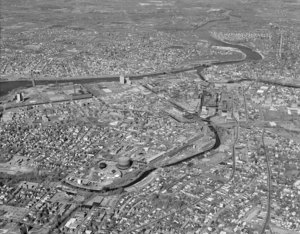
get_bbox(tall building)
[120,75,125,84]
[16,93,23,103]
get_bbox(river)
[0,27,262,97]
[0,16,263,192]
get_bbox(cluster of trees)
[150,193,185,210]
[0,171,49,186]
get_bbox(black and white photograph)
[0,0,299,233]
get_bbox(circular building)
[117,157,132,170]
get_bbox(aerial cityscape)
[0,0,299,233]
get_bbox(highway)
[242,87,249,123]
[230,110,239,181]
[260,129,272,234]
[215,78,300,89]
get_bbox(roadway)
[215,78,300,89]
[242,87,249,123]
[260,129,272,234]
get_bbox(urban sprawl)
[0,0,300,234]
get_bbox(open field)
[0,156,33,175]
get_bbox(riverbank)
[0,15,263,194]
[0,36,261,97]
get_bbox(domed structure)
[117,157,131,170]
[99,162,107,169]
